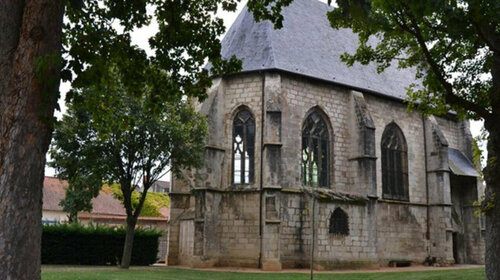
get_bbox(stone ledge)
[263,185,282,190]
[348,155,378,161]
[205,145,226,152]
[263,142,283,147]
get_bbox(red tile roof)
[90,192,126,216]
[42,176,169,220]
[43,177,67,211]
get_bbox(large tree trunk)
[120,216,138,269]
[0,1,64,279]
[484,124,500,280]
[484,49,500,280]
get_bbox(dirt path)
[161,264,484,274]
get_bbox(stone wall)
[280,74,354,192]
[168,71,484,269]
[213,191,261,267]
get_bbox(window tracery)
[302,111,329,187]
[381,123,409,201]
[233,109,255,184]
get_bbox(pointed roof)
[219,0,419,100]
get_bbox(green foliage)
[104,184,169,217]
[51,65,206,220]
[328,0,499,121]
[54,0,295,221]
[472,131,487,180]
[59,183,97,222]
[474,193,496,216]
[62,0,291,108]
[41,223,161,265]
[247,0,294,28]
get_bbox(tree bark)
[120,216,137,269]
[484,124,500,280]
[0,1,64,279]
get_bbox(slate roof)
[448,148,479,177]
[218,0,420,100]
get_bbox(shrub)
[42,223,161,265]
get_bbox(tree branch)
[400,7,492,119]
[133,174,151,219]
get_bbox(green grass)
[42,266,485,280]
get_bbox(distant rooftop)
[43,177,169,220]
[216,0,419,100]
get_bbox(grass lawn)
[42,266,485,280]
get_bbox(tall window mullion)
[389,149,396,199]
[317,136,322,187]
[241,123,247,183]
[301,111,330,188]
[308,134,313,186]
[233,109,255,185]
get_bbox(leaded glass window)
[302,111,329,187]
[381,123,409,201]
[329,208,349,236]
[233,109,255,184]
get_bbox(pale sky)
[46,0,485,177]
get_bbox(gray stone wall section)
[167,194,194,265]
[424,116,454,264]
[215,192,261,267]
[376,203,428,263]
[168,71,484,269]
[261,72,284,270]
[436,116,461,150]
[280,74,353,192]
[364,94,427,204]
[349,91,377,197]
[314,202,377,269]
[279,192,308,268]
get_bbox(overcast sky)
[46,0,485,177]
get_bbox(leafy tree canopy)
[327,0,498,121]
[50,64,206,219]
[62,0,294,109]
[63,0,240,106]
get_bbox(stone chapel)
[168,0,485,270]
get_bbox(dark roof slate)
[218,0,420,100]
[448,148,479,177]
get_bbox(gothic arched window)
[302,110,329,188]
[233,108,255,184]
[381,123,409,201]
[329,208,349,235]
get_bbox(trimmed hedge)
[42,223,161,265]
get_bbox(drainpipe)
[422,115,431,253]
[258,71,265,268]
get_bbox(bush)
[42,223,161,265]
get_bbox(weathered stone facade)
[168,0,484,270]
[168,72,484,269]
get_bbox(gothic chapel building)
[168,0,484,270]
